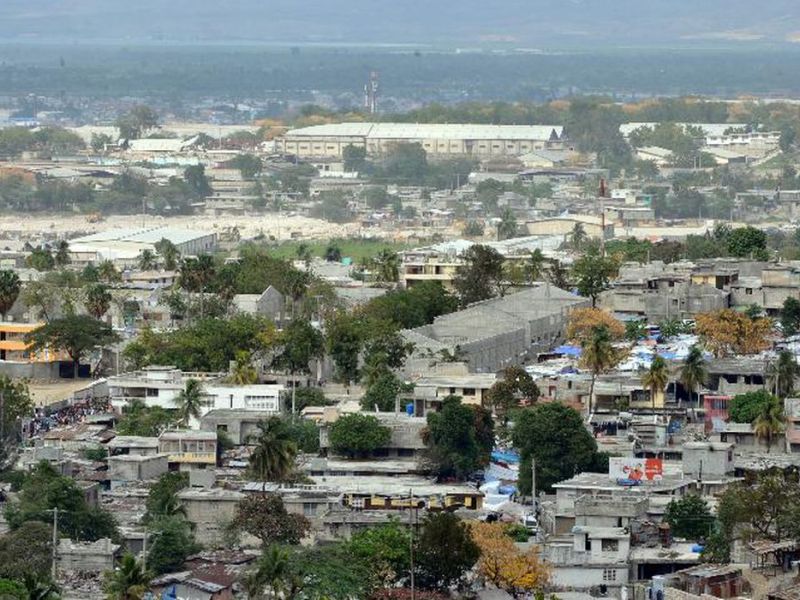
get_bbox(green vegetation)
[665,494,715,540]
[267,238,410,262]
[328,414,391,459]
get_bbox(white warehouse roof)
[286,122,563,141]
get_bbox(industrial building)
[68,226,217,266]
[276,122,565,159]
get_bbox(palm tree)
[54,240,71,267]
[244,545,296,600]
[373,249,400,284]
[580,325,620,419]
[546,258,571,289]
[680,345,707,412]
[753,396,784,453]
[84,283,113,319]
[154,238,180,271]
[296,243,312,266]
[102,553,150,600]
[98,260,121,283]
[0,269,21,321]
[137,249,157,271]
[525,249,546,283]
[229,350,259,384]
[642,355,670,412]
[22,574,60,600]
[247,417,298,482]
[497,208,518,241]
[324,244,342,263]
[175,379,206,426]
[768,350,800,399]
[571,223,587,249]
[148,492,187,521]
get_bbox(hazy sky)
[1,0,799,46]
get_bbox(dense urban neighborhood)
[5,7,800,599]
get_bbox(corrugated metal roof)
[286,122,563,141]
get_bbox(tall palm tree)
[753,396,784,453]
[102,553,150,600]
[497,208,518,241]
[526,249,546,283]
[23,574,60,600]
[580,325,620,420]
[245,545,296,600]
[230,350,259,385]
[642,355,670,412]
[571,223,587,249]
[175,379,206,426]
[84,283,113,319]
[373,249,399,284]
[768,350,800,399]
[247,417,298,482]
[137,249,157,271]
[680,345,707,412]
[546,258,571,289]
[98,260,122,283]
[0,269,21,321]
[154,238,180,271]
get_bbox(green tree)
[361,371,405,412]
[91,132,114,153]
[233,494,309,549]
[572,249,617,307]
[154,238,180,271]
[283,418,320,454]
[146,516,200,575]
[485,365,540,417]
[679,345,707,409]
[244,545,296,599]
[753,395,784,453]
[415,512,479,592]
[525,249,546,283]
[726,226,769,259]
[580,325,620,417]
[497,208,518,241]
[54,240,70,267]
[228,154,263,179]
[26,247,55,272]
[642,354,669,411]
[0,270,21,320]
[625,319,647,342]
[0,579,27,600]
[116,400,175,437]
[343,144,368,173]
[184,164,212,198]
[0,521,53,582]
[116,105,159,139]
[346,520,411,585]
[102,553,150,600]
[275,320,324,415]
[84,283,112,320]
[768,350,800,398]
[329,413,391,459]
[323,243,342,263]
[25,315,119,378]
[247,417,298,482]
[174,378,205,426]
[453,244,505,306]
[383,143,428,184]
[373,249,400,284]
[0,376,32,454]
[512,403,604,494]
[98,260,121,283]
[326,313,362,385]
[781,297,800,337]
[137,249,157,271]
[144,472,188,523]
[425,396,493,480]
[664,494,714,540]
[229,350,259,385]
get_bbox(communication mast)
[364,71,379,114]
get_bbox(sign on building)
[609,457,663,484]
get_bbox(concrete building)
[57,538,121,573]
[108,454,169,485]
[106,435,160,456]
[277,122,565,159]
[404,284,589,374]
[231,285,285,322]
[200,409,277,445]
[178,488,244,545]
[320,412,426,460]
[411,368,497,415]
[784,398,800,453]
[108,366,283,418]
[524,215,614,240]
[158,430,217,471]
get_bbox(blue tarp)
[491,450,520,464]
[553,345,582,357]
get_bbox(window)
[601,539,619,552]
[303,503,317,517]
[146,388,159,397]
[603,569,617,581]
[463,388,476,396]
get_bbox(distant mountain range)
[2,0,800,47]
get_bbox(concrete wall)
[108,454,169,483]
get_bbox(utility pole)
[409,489,415,600]
[142,530,147,573]
[51,507,58,581]
[531,457,537,507]
[0,390,5,453]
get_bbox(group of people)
[24,397,113,439]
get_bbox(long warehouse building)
[276,122,566,158]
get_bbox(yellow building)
[0,322,66,362]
